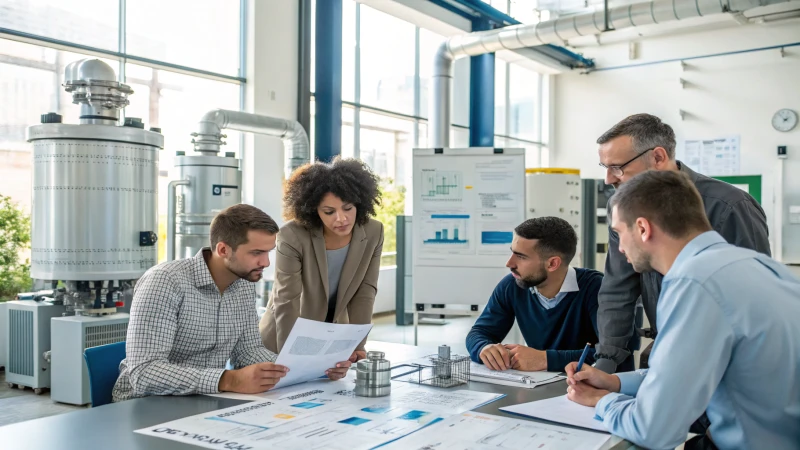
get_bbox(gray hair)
[597,113,676,159]
[609,171,711,239]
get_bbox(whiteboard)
[412,148,526,306]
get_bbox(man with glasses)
[593,113,770,375]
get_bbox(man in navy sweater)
[467,217,608,373]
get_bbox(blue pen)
[575,343,591,373]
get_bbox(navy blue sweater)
[466,268,603,372]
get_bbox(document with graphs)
[274,318,372,389]
[137,375,505,450]
[135,395,444,450]
[381,411,611,450]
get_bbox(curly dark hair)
[283,157,382,229]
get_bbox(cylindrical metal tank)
[23,58,162,316]
[26,124,161,281]
[171,153,241,259]
[525,168,583,266]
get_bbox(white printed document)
[274,318,372,389]
[500,395,608,432]
[382,410,611,450]
[136,396,445,450]
[470,362,565,388]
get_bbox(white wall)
[243,0,299,281]
[374,267,397,314]
[242,0,298,222]
[553,21,800,254]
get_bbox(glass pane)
[451,127,470,148]
[342,124,355,159]
[417,122,427,148]
[342,0,356,102]
[485,0,509,13]
[0,38,119,212]
[510,0,541,23]
[126,64,241,262]
[311,0,316,92]
[342,106,356,159]
[497,136,541,168]
[495,61,507,136]
[419,28,442,120]
[126,0,241,76]
[0,0,119,50]
[508,63,541,141]
[359,5,415,114]
[359,111,413,187]
[360,111,411,265]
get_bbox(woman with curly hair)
[259,157,383,361]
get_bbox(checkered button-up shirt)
[112,249,276,402]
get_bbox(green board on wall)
[713,175,762,204]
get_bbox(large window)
[311,1,550,265]
[0,4,244,262]
[360,6,416,115]
[0,38,118,211]
[126,0,241,76]
[496,59,547,168]
[0,0,119,50]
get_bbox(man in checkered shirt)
[113,204,352,402]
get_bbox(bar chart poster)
[421,214,472,253]
[421,170,464,203]
[412,148,525,306]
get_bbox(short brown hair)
[609,171,711,239]
[597,113,676,159]
[209,204,279,250]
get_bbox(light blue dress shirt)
[530,267,580,310]
[595,231,800,450]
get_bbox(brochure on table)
[138,374,505,450]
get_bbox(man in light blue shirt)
[564,170,800,450]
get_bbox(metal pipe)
[167,179,190,261]
[429,0,790,148]
[193,109,311,176]
[429,43,455,148]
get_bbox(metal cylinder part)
[354,351,391,397]
[26,124,161,282]
[23,58,160,316]
[435,345,452,379]
[171,154,241,260]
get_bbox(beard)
[225,255,264,282]
[512,266,548,289]
[627,248,654,273]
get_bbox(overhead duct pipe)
[192,109,310,176]
[430,0,792,147]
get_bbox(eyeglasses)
[599,147,655,178]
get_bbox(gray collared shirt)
[112,249,276,402]
[594,162,771,373]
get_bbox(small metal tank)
[354,351,391,397]
[170,153,241,260]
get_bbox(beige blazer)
[259,218,384,353]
